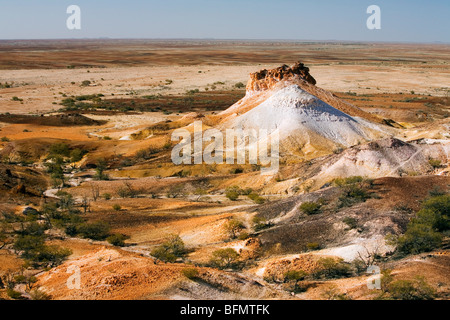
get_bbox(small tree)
[224,218,245,239]
[94,159,109,180]
[209,248,240,269]
[151,235,186,263]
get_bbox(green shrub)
[93,158,109,180]
[299,201,322,215]
[343,217,358,229]
[247,193,265,204]
[306,242,321,251]
[209,248,240,269]
[112,204,121,211]
[396,223,442,254]
[388,277,435,300]
[69,148,87,162]
[151,235,186,263]
[332,176,365,187]
[252,216,271,232]
[29,288,51,300]
[392,194,448,255]
[338,184,370,207]
[76,222,110,240]
[7,289,23,299]
[378,273,435,300]
[182,267,199,279]
[284,270,307,282]
[312,257,352,279]
[49,142,70,158]
[428,158,441,169]
[106,233,129,247]
[419,194,449,231]
[224,218,245,239]
[225,187,240,201]
[103,193,112,200]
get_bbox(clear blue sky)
[0,0,448,42]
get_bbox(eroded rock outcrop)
[246,62,316,92]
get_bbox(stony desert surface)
[0,40,448,300]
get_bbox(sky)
[0,0,449,42]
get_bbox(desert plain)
[0,40,449,300]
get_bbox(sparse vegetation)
[376,270,435,300]
[428,158,442,169]
[299,201,322,215]
[225,186,241,201]
[342,217,358,230]
[333,176,374,208]
[224,218,245,239]
[312,257,352,279]
[252,216,272,232]
[107,233,129,247]
[388,194,449,255]
[151,235,186,263]
[209,248,240,269]
[182,267,199,280]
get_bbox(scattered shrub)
[343,217,358,229]
[306,242,321,251]
[7,289,23,300]
[428,158,441,169]
[391,194,449,255]
[312,257,352,279]
[106,233,129,247]
[151,235,186,263]
[284,270,307,282]
[377,271,435,300]
[29,288,51,300]
[112,204,121,211]
[76,222,110,240]
[225,187,240,201]
[396,223,442,254]
[299,201,322,215]
[252,216,272,232]
[182,267,199,279]
[209,248,240,269]
[247,193,265,204]
[224,218,245,239]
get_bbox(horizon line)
[0,37,449,45]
